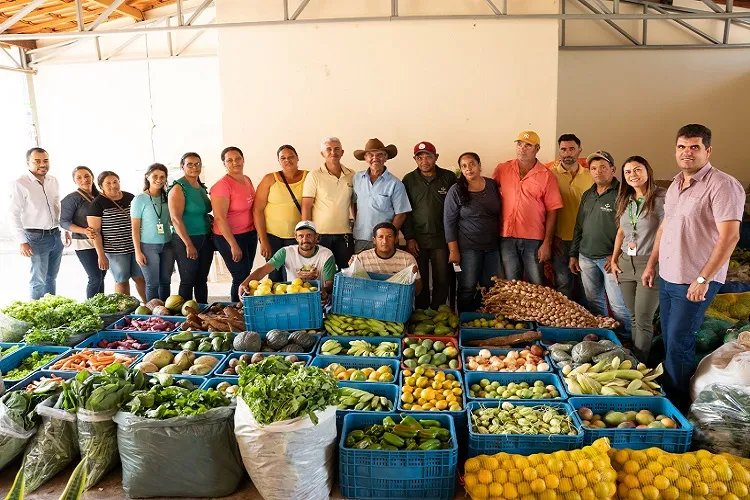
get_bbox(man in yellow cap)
[493,131,563,285]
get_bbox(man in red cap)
[402,141,457,310]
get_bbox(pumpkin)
[234,331,262,352]
[280,343,304,353]
[265,329,289,350]
[289,330,315,350]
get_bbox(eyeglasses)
[184,162,202,168]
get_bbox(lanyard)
[628,198,644,231]
[150,194,164,222]
[77,189,94,203]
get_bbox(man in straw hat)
[352,138,412,253]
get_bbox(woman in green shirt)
[169,152,214,303]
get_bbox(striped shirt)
[356,248,421,278]
[89,192,136,254]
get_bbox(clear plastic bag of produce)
[22,394,78,492]
[691,332,750,401]
[689,383,750,457]
[76,407,118,489]
[0,395,36,470]
[464,437,617,499]
[385,265,418,285]
[342,256,370,279]
[234,398,336,500]
[0,312,29,343]
[609,444,750,499]
[113,406,243,498]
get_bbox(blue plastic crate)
[0,343,23,358]
[538,327,621,348]
[0,346,72,383]
[310,356,399,383]
[466,400,584,457]
[242,281,323,332]
[464,371,568,401]
[105,315,184,333]
[397,369,467,440]
[316,336,401,359]
[461,347,554,373]
[200,376,238,389]
[335,381,399,434]
[332,272,416,324]
[214,352,312,376]
[74,331,166,351]
[568,396,693,452]
[7,370,75,392]
[459,328,540,349]
[42,348,143,374]
[339,412,457,500]
[459,312,534,331]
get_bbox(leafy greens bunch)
[126,380,231,419]
[1,295,104,345]
[84,293,139,314]
[238,356,340,425]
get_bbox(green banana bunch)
[562,358,664,396]
[324,313,404,337]
[337,386,394,411]
[321,339,343,355]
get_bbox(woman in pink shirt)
[210,146,257,301]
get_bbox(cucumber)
[59,459,87,500]
[5,467,24,500]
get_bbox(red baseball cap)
[413,141,437,155]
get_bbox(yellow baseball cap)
[515,131,540,146]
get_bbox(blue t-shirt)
[131,192,172,244]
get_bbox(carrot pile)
[48,349,138,372]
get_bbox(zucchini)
[59,458,87,500]
[5,467,24,500]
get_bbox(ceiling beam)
[9,10,100,33]
[0,0,47,34]
[0,39,36,49]
[87,0,142,21]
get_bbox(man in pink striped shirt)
[646,124,744,412]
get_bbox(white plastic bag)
[385,265,418,285]
[691,332,750,402]
[0,397,37,470]
[342,256,371,279]
[234,398,336,500]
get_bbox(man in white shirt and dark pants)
[9,147,67,299]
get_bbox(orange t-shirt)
[493,159,563,240]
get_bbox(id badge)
[453,263,462,272]
[627,241,637,256]
[156,223,165,235]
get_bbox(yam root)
[466,331,542,347]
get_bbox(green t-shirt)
[131,192,172,244]
[268,245,336,283]
[172,178,212,236]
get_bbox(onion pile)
[465,345,550,372]
[481,279,619,328]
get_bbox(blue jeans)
[659,278,721,413]
[139,242,175,301]
[76,248,106,298]
[578,254,632,338]
[25,229,64,300]
[214,230,258,302]
[267,233,297,282]
[500,237,545,285]
[457,248,500,313]
[173,234,214,304]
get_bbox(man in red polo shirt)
[493,131,563,284]
[647,123,744,412]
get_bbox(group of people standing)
[9,124,745,412]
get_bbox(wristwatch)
[696,276,707,284]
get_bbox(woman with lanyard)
[169,152,214,303]
[253,144,308,282]
[132,163,175,301]
[60,166,107,298]
[610,156,666,362]
[88,171,146,301]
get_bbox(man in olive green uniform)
[402,141,457,310]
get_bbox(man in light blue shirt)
[352,138,412,253]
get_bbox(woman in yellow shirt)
[253,144,308,282]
